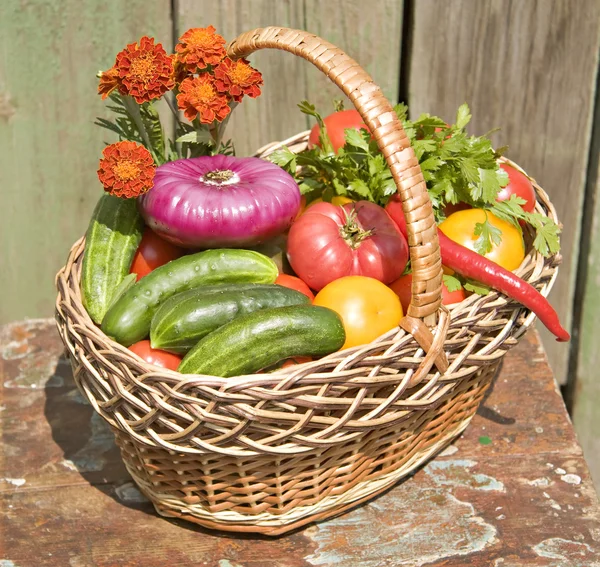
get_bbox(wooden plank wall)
[0,0,172,323]
[177,0,403,156]
[1,0,600,482]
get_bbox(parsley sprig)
[269,100,561,259]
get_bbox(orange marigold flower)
[214,57,263,102]
[176,75,231,124]
[97,141,156,198]
[98,67,121,99]
[115,36,174,104]
[175,26,226,71]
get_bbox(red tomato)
[128,340,182,371]
[275,274,315,301]
[384,195,407,235]
[497,163,536,212]
[282,356,312,368]
[389,273,466,313]
[287,201,409,291]
[130,228,184,281]
[308,109,369,153]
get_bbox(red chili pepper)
[437,231,569,342]
[386,203,570,342]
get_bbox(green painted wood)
[572,112,600,490]
[303,0,403,116]
[177,0,403,155]
[406,0,600,384]
[177,0,308,157]
[0,0,172,325]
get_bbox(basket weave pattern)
[54,28,562,535]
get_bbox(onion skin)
[138,155,301,248]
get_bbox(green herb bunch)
[269,101,560,257]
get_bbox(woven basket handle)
[229,27,446,356]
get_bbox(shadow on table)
[43,354,156,518]
[476,359,516,425]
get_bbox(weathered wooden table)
[1,319,599,566]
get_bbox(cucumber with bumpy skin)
[101,249,278,346]
[178,305,346,377]
[150,283,310,354]
[81,195,144,324]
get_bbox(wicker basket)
[54,27,562,536]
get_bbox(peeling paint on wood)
[532,538,600,566]
[304,487,497,566]
[425,459,505,492]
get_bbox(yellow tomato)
[306,195,354,211]
[313,276,403,350]
[439,209,525,271]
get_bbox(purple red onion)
[138,155,301,248]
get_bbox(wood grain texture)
[406,0,600,384]
[572,106,600,490]
[2,321,600,566]
[0,0,172,325]
[177,0,308,157]
[303,0,403,112]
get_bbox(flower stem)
[165,92,183,127]
[122,95,160,163]
[213,102,237,153]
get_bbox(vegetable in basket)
[313,276,403,350]
[81,194,144,324]
[270,100,568,341]
[130,228,184,281]
[178,305,346,376]
[287,200,409,291]
[128,340,182,371]
[138,155,302,249]
[101,249,278,346]
[150,283,310,354]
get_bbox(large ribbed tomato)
[287,201,409,291]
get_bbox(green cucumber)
[151,284,310,354]
[81,194,144,324]
[101,249,278,346]
[178,305,346,377]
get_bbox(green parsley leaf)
[268,147,297,173]
[298,100,334,154]
[345,128,370,151]
[474,217,503,255]
[477,167,503,203]
[529,215,561,256]
[455,103,472,130]
[443,273,463,292]
[347,178,371,198]
[491,195,527,227]
[464,279,491,296]
[394,103,409,122]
